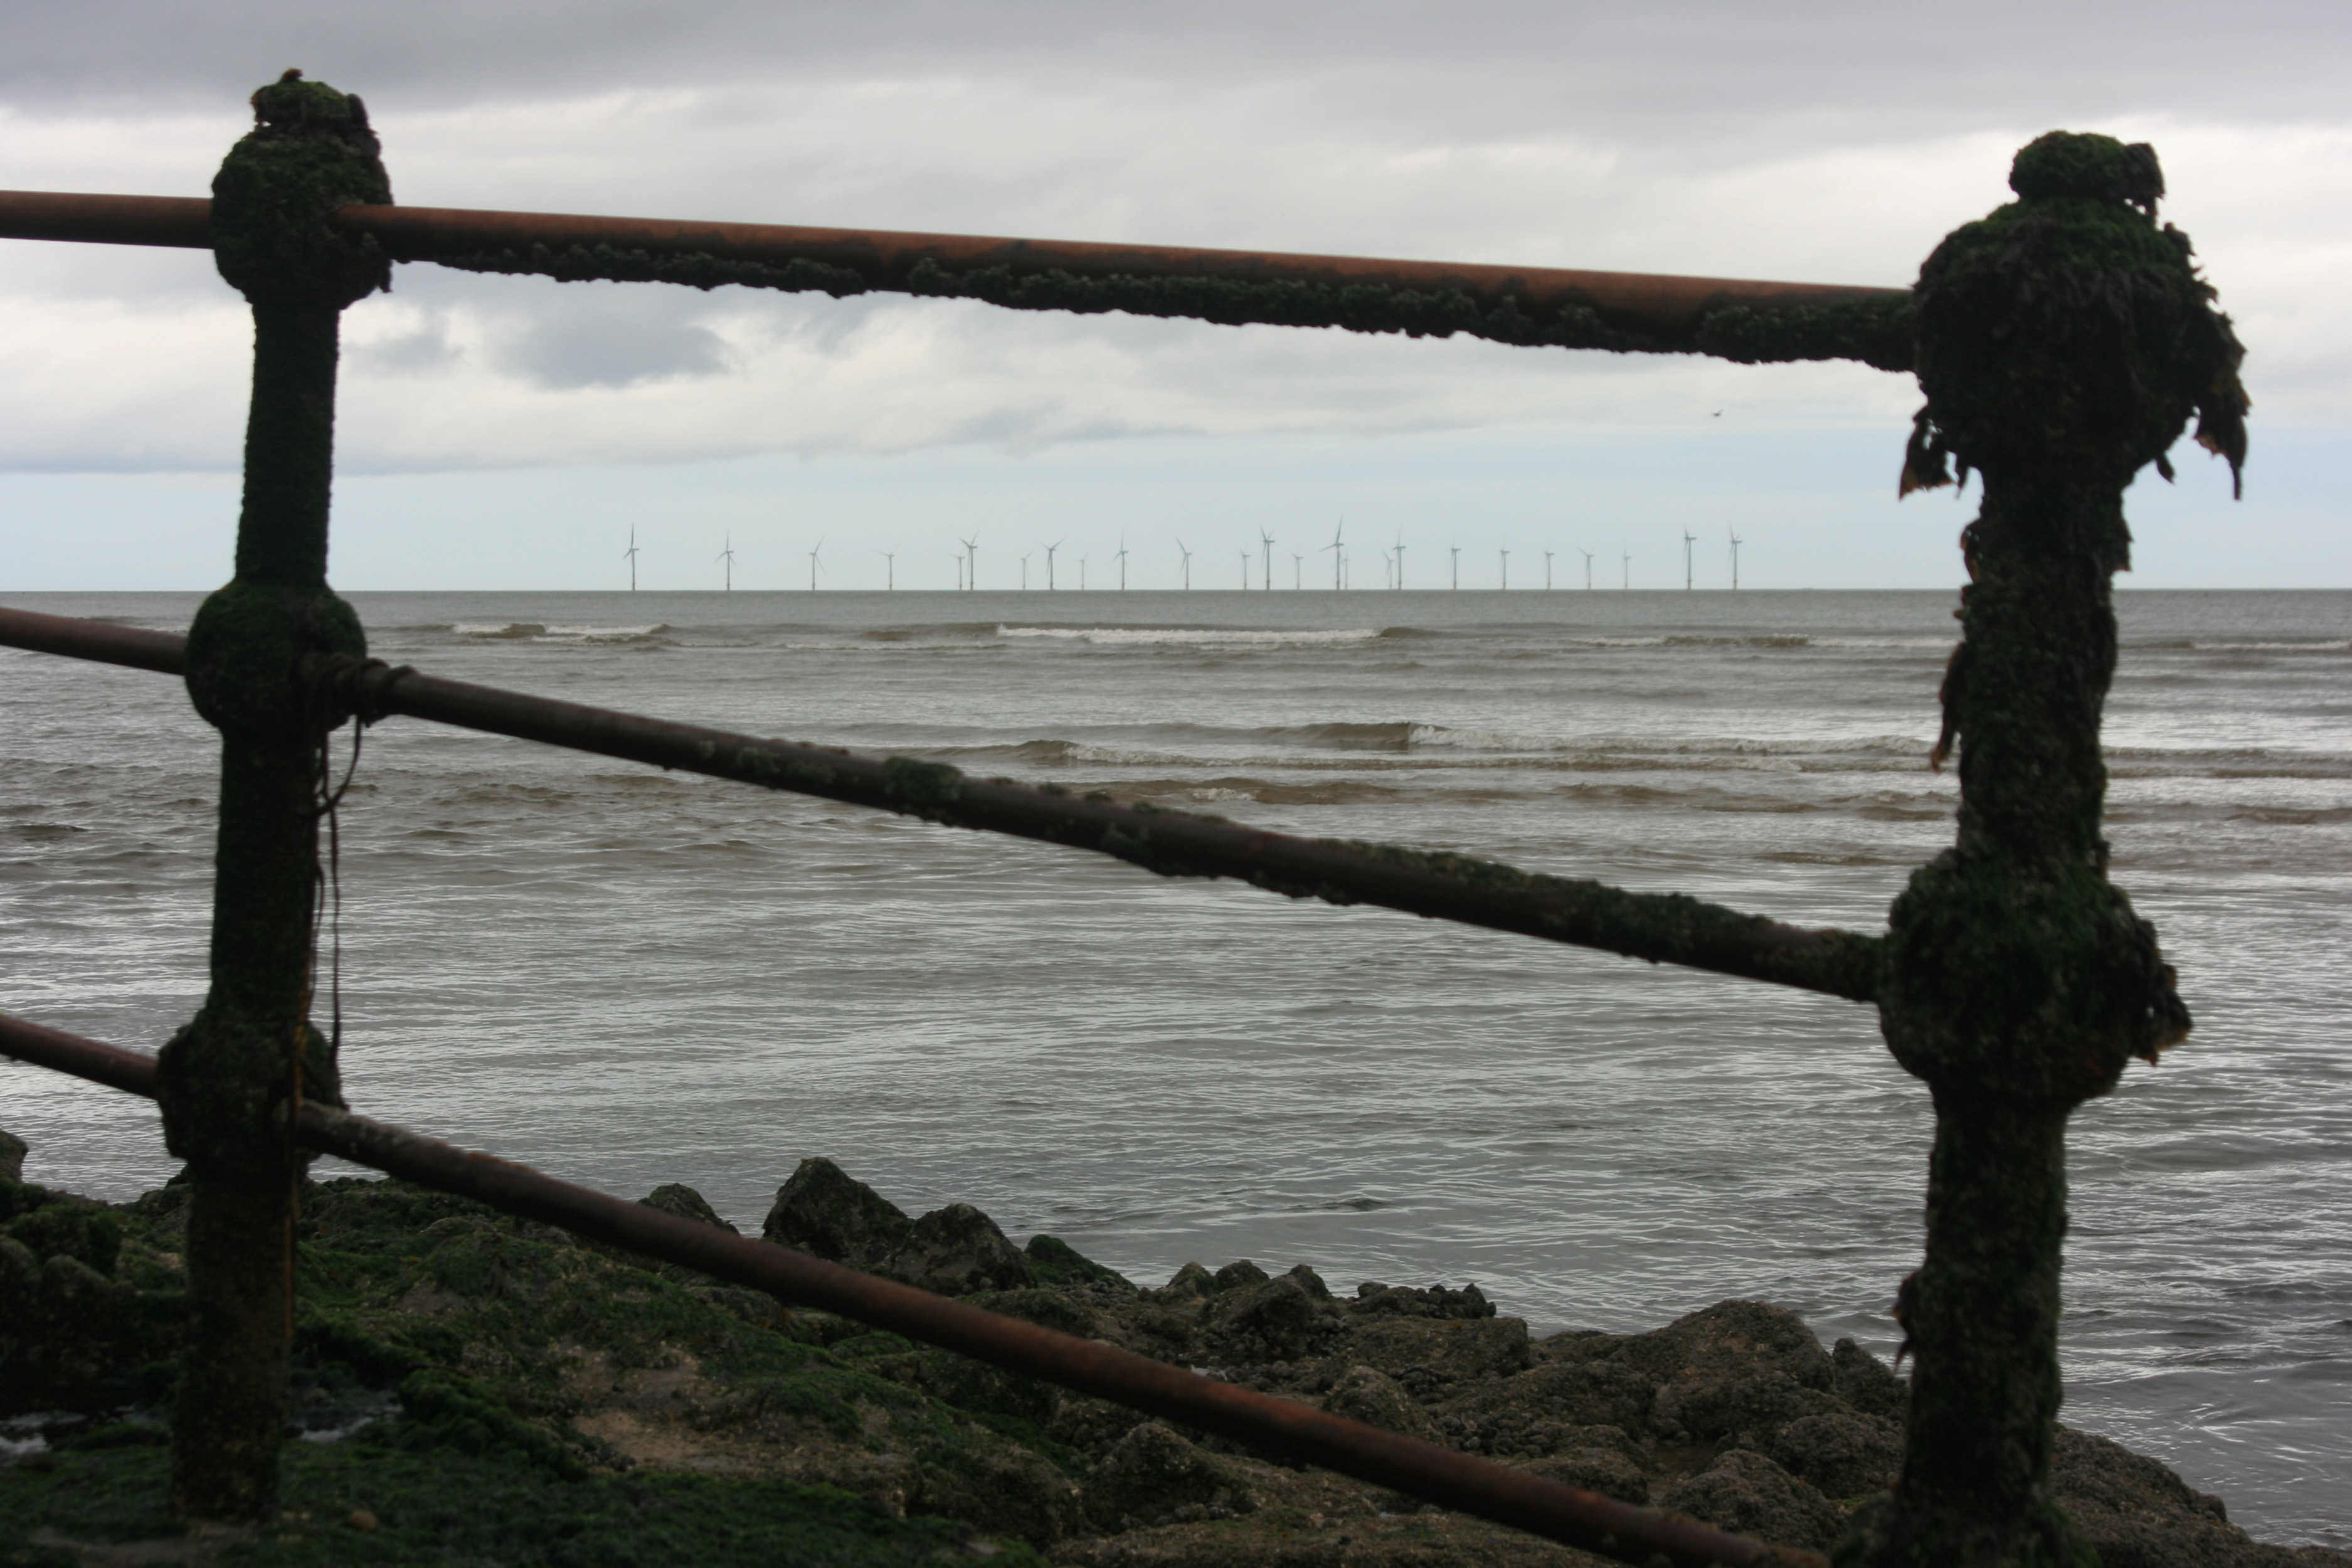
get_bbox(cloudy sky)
[3,1,2346,591]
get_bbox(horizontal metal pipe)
[0,606,1882,1000]
[0,189,1910,364]
[0,1009,1820,1568]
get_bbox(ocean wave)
[453,622,673,644]
[995,625,1381,647]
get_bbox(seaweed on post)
[1847,132,2249,1568]
[151,70,386,1523]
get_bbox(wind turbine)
[623,526,640,591]
[716,531,735,591]
[1115,537,1129,591]
[807,538,823,591]
[1176,538,1193,590]
[1078,554,1088,591]
[1259,529,1276,592]
[1044,539,1064,590]
[1324,521,1345,590]
[1394,529,1406,590]
[1500,548,1510,590]
[880,550,895,591]
[1729,527,1743,590]
[1544,549,1554,591]
[960,534,978,592]
[1683,530,1697,590]
[1020,550,1033,590]
[1579,548,1595,590]
[1622,549,1631,590]
[952,553,966,591]
[1239,548,1251,590]
[1449,546,1461,590]
[1293,552,1303,589]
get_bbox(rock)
[1611,1300,1835,1391]
[1658,1448,1844,1553]
[1652,1367,1841,1445]
[1517,1446,1651,1506]
[1348,1314,1533,1396]
[639,1183,738,1232]
[1153,1261,1216,1303]
[1205,1273,1341,1364]
[761,1157,913,1264]
[2051,1425,2280,1568]
[1083,1420,1259,1532]
[1285,1263,1333,1300]
[1437,1362,1656,1454]
[0,1128,24,1182]
[1322,1364,1441,1441]
[1212,1259,1269,1293]
[1352,1281,1496,1320]
[882,1202,1032,1296]
[1024,1234,1134,1291]
[4,1189,122,1276]
[1767,1409,1902,1500]
[1831,1335,1910,1422]
[907,1433,1085,1545]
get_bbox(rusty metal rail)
[0,604,1883,1002]
[0,1008,1820,1568]
[0,188,1912,368]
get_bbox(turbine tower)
[1544,549,1554,591]
[1020,551,1033,591]
[1239,548,1250,590]
[1258,528,1275,592]
[807,538,823,591]
[716,531,734,591]
[1683,529,1697,591]
[1115,537,1130,591]
[1323,521,1345,590]
[952,553,965,591]
[1394,529,1406,590]
[880,549,895,591]
[1078,554,1088,591]
[1044,539,1064,590]
[1293,552,1303,589]
[960,534,978,592]
[1729,527,1743,590]
[1578,548,1594,590]
[623,526,640,591]
[1500,548,1510,590]
[1175,538,1193,590]
[1449,546,1461,590]
[1622,549,1631,590]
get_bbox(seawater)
[3,588,2348,1544]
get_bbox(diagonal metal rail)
[0,605,1882,1001]
[0,189,1913,368]
[0,1007,1823,1568]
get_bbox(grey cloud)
[482,287,735,390]
[352,310,460,374]
[7,1,2349,140]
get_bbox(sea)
[3,587,2348,1544]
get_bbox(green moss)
[0,1434,1042,1567]
[209,72,393,309]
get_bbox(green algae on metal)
[1854,132,2244,1568]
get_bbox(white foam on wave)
[455,622,670,643]
[996,625,1379,647]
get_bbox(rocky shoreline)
[1,1140,2342,1567]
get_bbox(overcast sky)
[3,1,2346,591]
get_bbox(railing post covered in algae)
[152,72,389,1520]
[1853,135,2247,1566]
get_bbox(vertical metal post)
[154,71,391,1522]
[1855,134,2247,1567]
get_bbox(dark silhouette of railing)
[0,70,2247,1568]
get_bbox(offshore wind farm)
[605,523,1763,593]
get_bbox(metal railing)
[0,73,2248,1568]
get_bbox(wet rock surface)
[0,1155,2341,1567]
